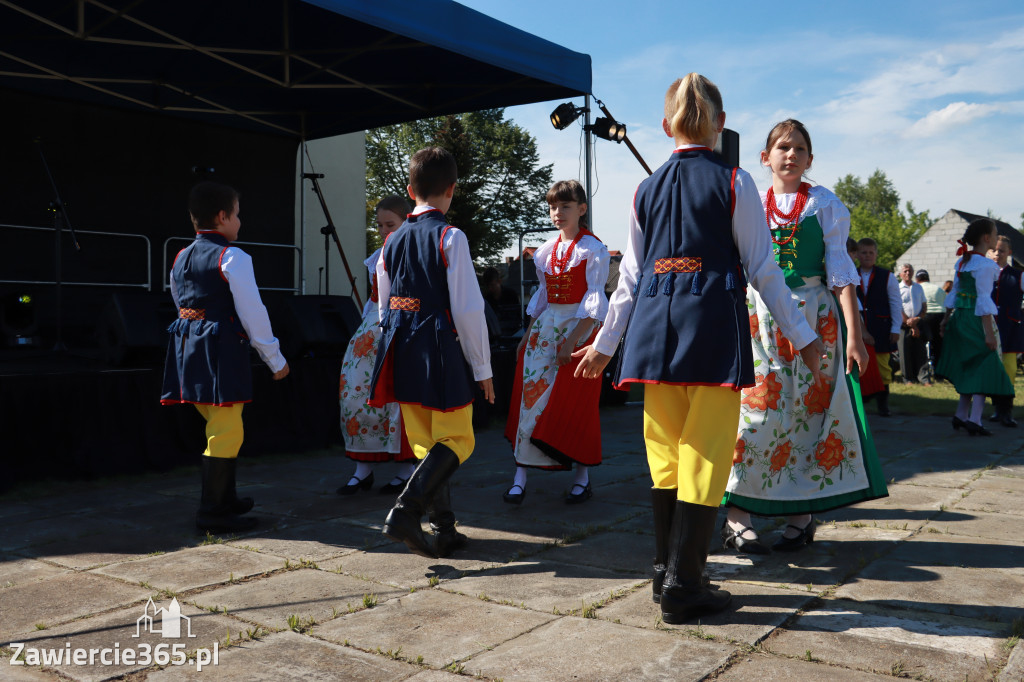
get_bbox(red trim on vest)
[613,377,751,391]
[217,247,230,282]
[730,167,737,217]
[439,225,453,269]
[672,146,712,154]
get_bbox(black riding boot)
[998,395,1018,428]
[650,488,677,603]
[383,443,460,558]
[876,387,891,417]
[196,457,258,533]
[660,501,731,625]
[428,481,467,558]
[225,459,254,515]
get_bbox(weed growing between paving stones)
[34,623,46,630]
[428,575,440,587]
[478,593,491,602]
[445,661,466,674]
[199,532,231,545]
[363,593,377,608]
[377,646,403,660]
[686,625,714,640]
[287,614,316,633]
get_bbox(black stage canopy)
[0,0,592,139]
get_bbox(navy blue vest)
[994,265,1024,353]
[615,149,752,388]
[161,232,252,405]
[369,210,475,411]
[857,266,896,353]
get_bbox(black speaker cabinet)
[98,292,177,366]
[271,295,362,359]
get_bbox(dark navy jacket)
[161,232,252,405]
[368,210,475,411]
[615,148,752,389]
[857,266,897,353]
[994,265,1024,353]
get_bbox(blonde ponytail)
[664,73,723,145]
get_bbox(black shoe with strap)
[721,522,771,555]
[383,444,460,558]
[502,484,526,505]
[772,518,816,552]
[963,420,993,437]
[337,471,374,496]
[566,482,593,504]
[378,476,408,494]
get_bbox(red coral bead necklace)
[766,182,810,246]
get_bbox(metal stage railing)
[0,223,152,289]
[161,236,301,293]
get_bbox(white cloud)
[905,101,1002,138]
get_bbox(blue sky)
[457,0,1024,255]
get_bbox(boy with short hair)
[369,146,494,558]
[856,238,902,415]
[161,181,289,533]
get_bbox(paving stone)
[875,531,1024,575]
[0,661,57,680]
[0,514,138,553]
[20,524,196,570]
[440,560,646,614]
[834,558,1024,622]
[91,544,285,594]
[958,487,1024,516]
[714,651,895,681]
[225,518,391,562]
[926,508,1024,543]
[467,614,735,681]
[765,599,1007,681]
[0,572,150,643]
[971,471,1024,491]
[815,483,963,529]
[144,630,416,681]
[190,568,405,630]
[9,600,237,682]
[596,580,817,645]
[0,556,69,588]
[540,530,654,576]
[314,589,557,669]
[1000,640,1024,681]
[403,671,465,681]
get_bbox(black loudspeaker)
[98,292,177,366]
[271,295,362,359]
[714,128,740,168]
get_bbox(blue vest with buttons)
[615,148,752,388]
[369,210,475,411]
[161,232,252,405]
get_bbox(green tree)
[834,170,930,271]
[365,109,553,262]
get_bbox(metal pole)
[583,94,593,226]
[299,140,306,294]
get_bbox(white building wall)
[896,210,967,286]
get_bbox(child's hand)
[272,363,290,380]
[889,332,900,346]
[573,346,611,379]
[798,339,827,387]
[847,339,869,376]
[985,331,998,351]
[478,378,495,404]
[555,341,573,366]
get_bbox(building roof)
[951,210,1024,264]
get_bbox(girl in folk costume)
[575,76,824,624]
[503,180,609,505]
[987,235,1021,427]
[721,120,889,554]
[938,219,1015,436]
[337,196,416,495]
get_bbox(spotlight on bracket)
[550,102,585,130]
[590,117,626,143]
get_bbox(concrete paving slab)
[0,514,138,553]
[815,483,964,529]
[0,661,57,680]
[971,470,1024,491]
[0,572,150,643]
[927,508,1024,543]
[0,556,69,588]
[765,599,1008,681]
[320,542,505,592]
[595,580,817,645]
[999,641,1024,681]
[713,651,895,681]
[91,544,286,594]
[881,457,992,489]
[403,671,468,682]
[958,487,1024,516]
[144,630,417,681]
[314,589,557,669]
[467,614,735,682]
[440,560,646,615]
[540,530,653,576]
[834,558,1024,623]
[19,524,196,570]
[871,530,1024,574]
[190,568,405,631]
[9,600,238,682]
[225,518,391,563]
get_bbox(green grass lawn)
[888,373,1024,417]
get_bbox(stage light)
[550,102,584,130]
[591,117,626,143]
[2,292,38,346]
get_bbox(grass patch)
[889,374,1024,417]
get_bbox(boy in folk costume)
[988,235,1021,427]
[368,147,494,559]
[576,74,824,623]
[855,238,902,416]
[161,182,289,533]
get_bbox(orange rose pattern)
[528,332,540,350]
[346,416,360,436]
[817,310,838,346]
[774,327,796,362]
[769,441,792,474]
[352,331,376,358]
[741,372,783,412]
[814,432,845,474]
[522,377,550,409]
[340,318,403,456]
[749,313,759,339]
[803,377,832,415]
[733,438,746,465]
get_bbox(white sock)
[955,394,970,421]
[511,467,528,492]
[349,462,372,484]
[726,507,757,540]
[572,465,589,488]
[969,394,986,424]
[392,461,416,484]
[783,514,812,538]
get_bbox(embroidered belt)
[654,257,702,274]
[179,307,205,320]
[389,296,421,312]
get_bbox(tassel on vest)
[662,273,674,296]
[690,271,703,295]
[645,273,659,297]
[632,274,643,297]
[725,270,736,291]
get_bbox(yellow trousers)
[1003,353,1018,383]
[194,403,244,459]
[399,404,474,464]
[876,352,892,386]
[643,384,741,507]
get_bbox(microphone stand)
[35,139,81,352]
[302,172,362,308]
